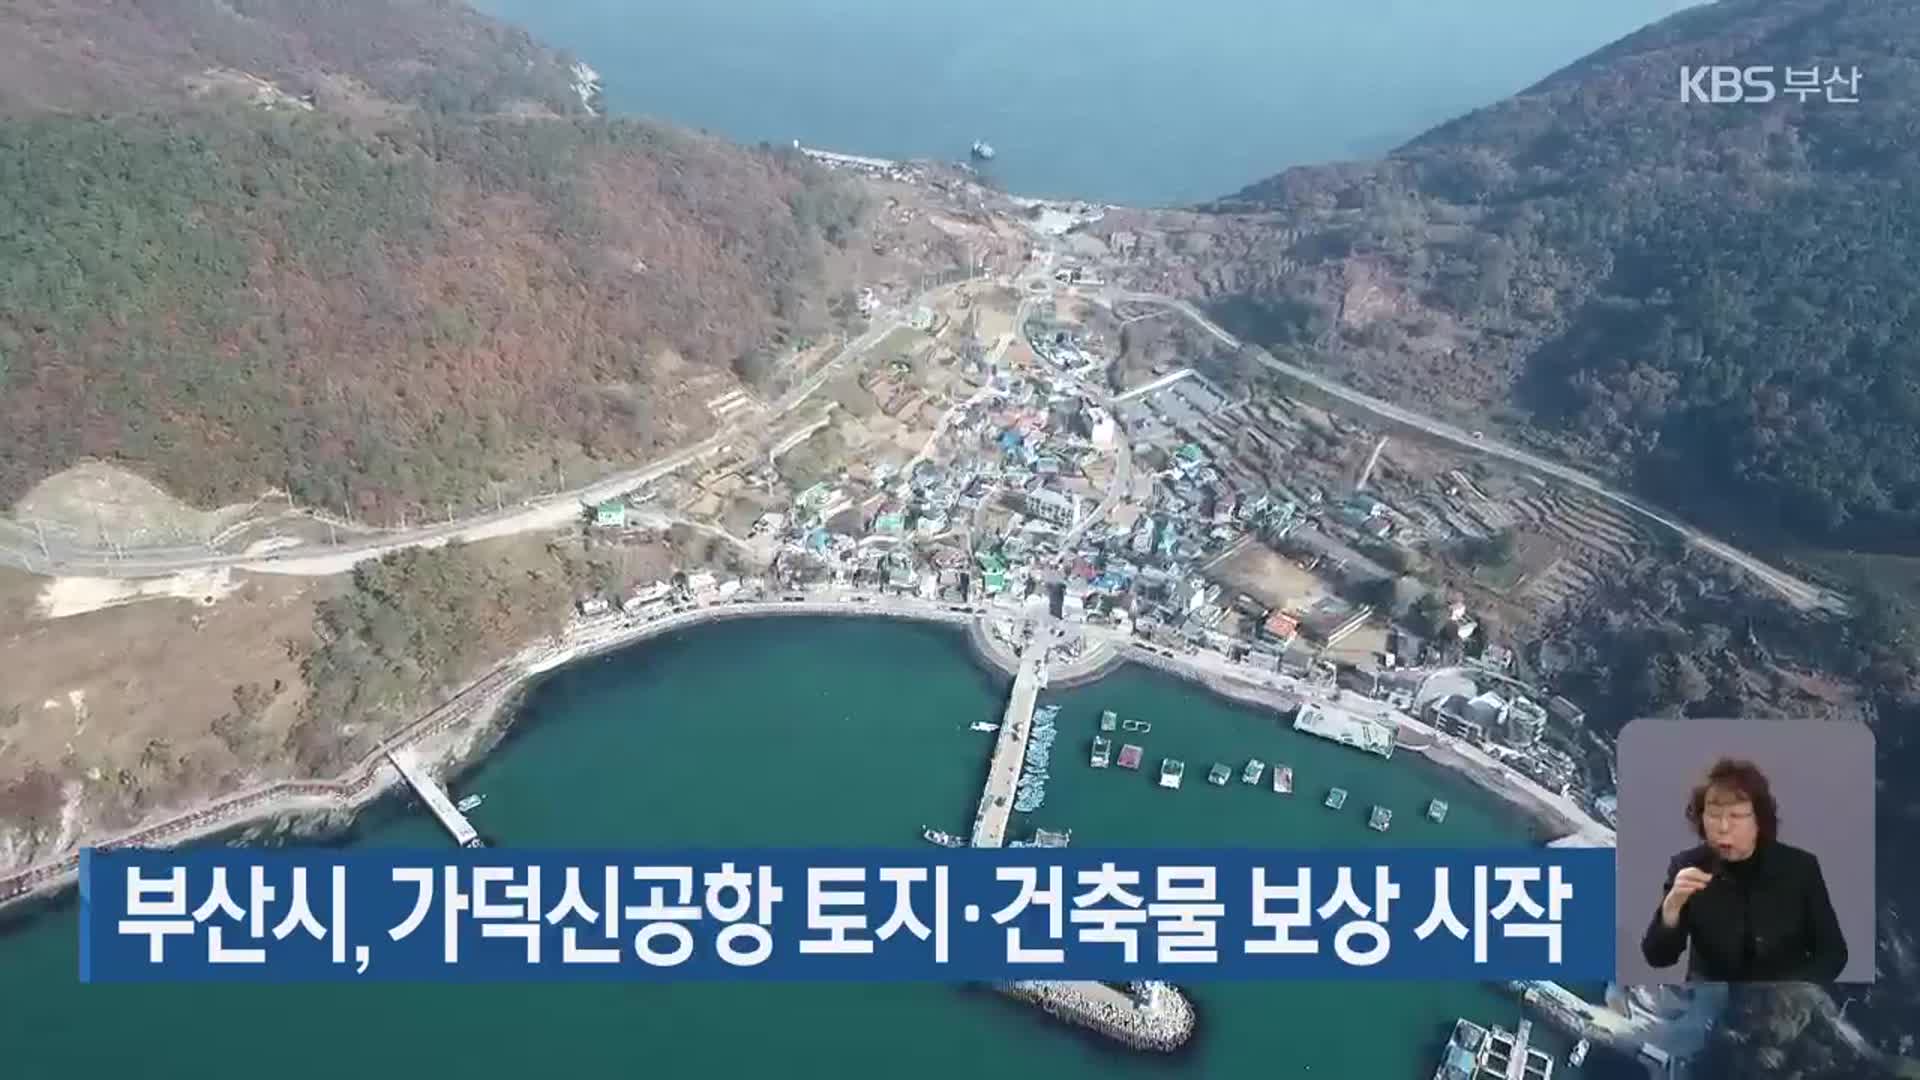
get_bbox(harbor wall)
[996,981,1195,1052]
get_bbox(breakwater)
[999,981,1196,1051]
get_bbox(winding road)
[0,269,1847,619]
[1094,289,1849,615]
[0,289,951,581]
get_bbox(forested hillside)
[0,0,585,115]
[1133,0,1920,553]
[0,0,877,522]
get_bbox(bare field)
[1322,623,1391,667]
[1206,542,1333,613]
[12,461,262,547]
[0,566,324,854]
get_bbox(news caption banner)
[81,847,1615,982]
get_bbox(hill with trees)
[1115,0,1920,556]
[0,0,882,523]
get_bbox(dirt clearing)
[1206,542,1334,613]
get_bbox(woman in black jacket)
[1642,757,1848,982]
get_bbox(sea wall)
[0,600,975,911]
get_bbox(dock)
[1434,1016,1555,1080]
[387,747,484,848]
[1293,701,1395,759]
[972,651,1043,847]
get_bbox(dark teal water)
[474,0,1707,205]
[0,617,1599,1077]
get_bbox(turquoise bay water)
[0,618,1617,1078]
[476,0,1706,205]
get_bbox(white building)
[1023,488,1080,528]
[1087,405,1117,450]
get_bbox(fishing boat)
[1369,805,1393,832]
[1325,787,1348,810]
[1428,798,1449,823]
[1242,759,1265,785]
[1159,758,1185,790]
[1272,765,1293,794]
[970,140,996,161]
[456,794,485,813]
[1207,763,1232,786]
[1099,710,1118,732]
[1090,735,1113,768]
[970,721,999,732]
[923,827,965,848]
[1568,1038,1590,1067]
[1121,718,1152,733]
[1118,743,1144,770]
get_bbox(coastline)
[0,595,1607,914]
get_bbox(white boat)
[923,827,965,848]
[455,794,484,813]
[971,140,996,161]
[1159,759,1185,790]
[1272,765,1293,794]
[1369,805,1393,832]
[1242,759,1265,785]
[1569,1038,1589,1067]
[1207,763,1232,786]
[970,721,999,732]
[1427,798,1449,823]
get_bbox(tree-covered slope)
[1154,0,1920,553]
[0,0,878,522]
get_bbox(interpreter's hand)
[1659,867,1714,928]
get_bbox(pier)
[970,648,1043,847]
[387,747,483,848]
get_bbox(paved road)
[0,286,963,580]
[1096,290,1849,615]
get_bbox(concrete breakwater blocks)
[998,981,1196,1051]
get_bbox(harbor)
[0,617,1595,1079]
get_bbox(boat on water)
[971,140,996,161]
[1242,759,1265,785]
[1369,805,1393,832]
[1121,718,1151,733]
[1325,787,1349,810]
[1273,765,1293,794]
[1099,710,1118,732]
[1568,1038,1589,1067]
[456,794,484,813]
[1118,743,1144,770]
[923,827,965,848]
[970,721,999,732]
[1207,763,1232,786]
[1090,735,1112,768]
[1159,758,1185,790]
[1428,798,1449,823]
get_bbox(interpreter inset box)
[1615,717,1875,984]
